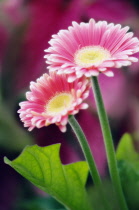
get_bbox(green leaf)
[116,133,139,174]
[116,133,139,163]
[118,160,139,210]
[116,134,139,209]
[4,144,90,210]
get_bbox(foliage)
[4,144,90,210]
[116,134,139,210]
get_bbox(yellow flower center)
[46,93,73,115]
[74,46,110,67]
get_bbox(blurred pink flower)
[18,72,90,132]
[45,19,139,82]
[0,0,25,26]
[86,0,137,24]
[16,0,84,90]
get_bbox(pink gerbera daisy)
[18,72,91,132]
[44,19,139,82]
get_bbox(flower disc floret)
[18,72,91,132]
[46,93,73,115]
[44,19,139,82]
[74,46,110,68]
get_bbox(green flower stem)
[91,76,128,210]
[69,115,101,185]
[69,115,112,210]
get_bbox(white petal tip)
[80,103,89,109]
[59,126,66,132]
[104,71,114,77]
[68,77,76,83]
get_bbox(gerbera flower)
[44,19,139,82]
[18,72,90,132]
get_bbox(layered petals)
[18,72,91,132]
[44,19,139,81]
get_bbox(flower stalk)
[68,115,101,185]
[69,115,112,210]
[91,76,128,210]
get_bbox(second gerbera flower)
[18,72,91,132]
[44,19,139,82]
